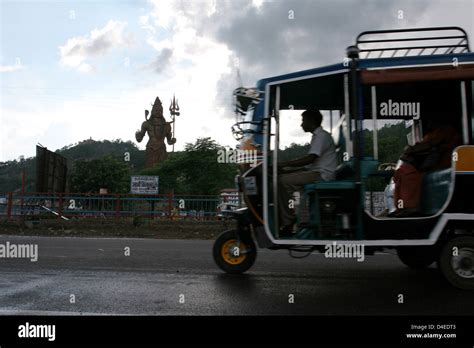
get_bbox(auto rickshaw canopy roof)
[256,52,474,111]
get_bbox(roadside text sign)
[130,176,159,194]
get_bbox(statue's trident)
[169,94,180,152]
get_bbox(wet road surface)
[0,235,472,315]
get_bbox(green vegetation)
[0,137,238,195]
[0,158,35,194]
[141,137,238,195]
[362,122,409,163]
[70,156,130,194]
[0,139,144,194]
[0,123,409,194]
[279,122,408,164]
[59,138,145,170]
[278,143,311,162]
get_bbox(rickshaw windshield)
[266,72,350,165]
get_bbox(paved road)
[0,235,472,315]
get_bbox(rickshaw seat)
[420,168,452,215]
[305,180,356,191]
[303,158,378,192]
[301,158,378,233]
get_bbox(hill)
[0,122,409,194]
[0,139,146,194]
[278,122,408,164]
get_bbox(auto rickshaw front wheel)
[439,236,474,290]
[213,229,257,274]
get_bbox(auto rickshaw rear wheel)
[213,229,256,274]
[439,236,474,290]
[397,246,436,269]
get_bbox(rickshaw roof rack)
[355,27,471,59]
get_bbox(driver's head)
[301,109,323,132]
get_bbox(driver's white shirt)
[305,126,337,181]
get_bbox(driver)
[277,109,337,236]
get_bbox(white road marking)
[0,309,144,316]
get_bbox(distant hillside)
[58,138,146,170]
[278,143,311,162]
[278,122,408,163]
[0,139,147,194]
[0,123,409,194]
[0,158,35,194]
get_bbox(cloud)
[0,63,25,73]
[58,20,131,72]
[133,0,473,155]
[202,0,433,84]
[149,47,173,73]
[3,0,473,162]
[141,0,436,116]
[133,0,235,140]
[207,0,473,85]
[0,84,239,162]
[142,0,239,122]
[145,0,473,115]
[139,15,156,35]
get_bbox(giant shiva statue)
[135,96,176,168]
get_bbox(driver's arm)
[278,154,317,168]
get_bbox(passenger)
[391,120,461,217]
[277,109,337,236]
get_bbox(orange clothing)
[394,126,460,212]
[422,126,461,170]
[393,163,424,210]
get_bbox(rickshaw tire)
[213,229,257,274]
[397,246,436,269]
[439,236,474,290]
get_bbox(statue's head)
[151,97,163,118]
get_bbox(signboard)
[130,176,159,194]
[36,145,68,193]
[365,192,386,216]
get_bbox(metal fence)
[0,192,238,221]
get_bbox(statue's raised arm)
[166,122,176,145]
[135,110,149,143]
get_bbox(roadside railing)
[0,192,235,221]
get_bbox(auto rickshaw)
[213,27,474,289]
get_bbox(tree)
[278,143,310,162]
[58,139,145,171]
[141,137,238,195]
[362,123,408,163]
[70,156,130,193]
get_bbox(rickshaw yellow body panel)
[455,146,474,172]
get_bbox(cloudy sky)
[0,0,473,161]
